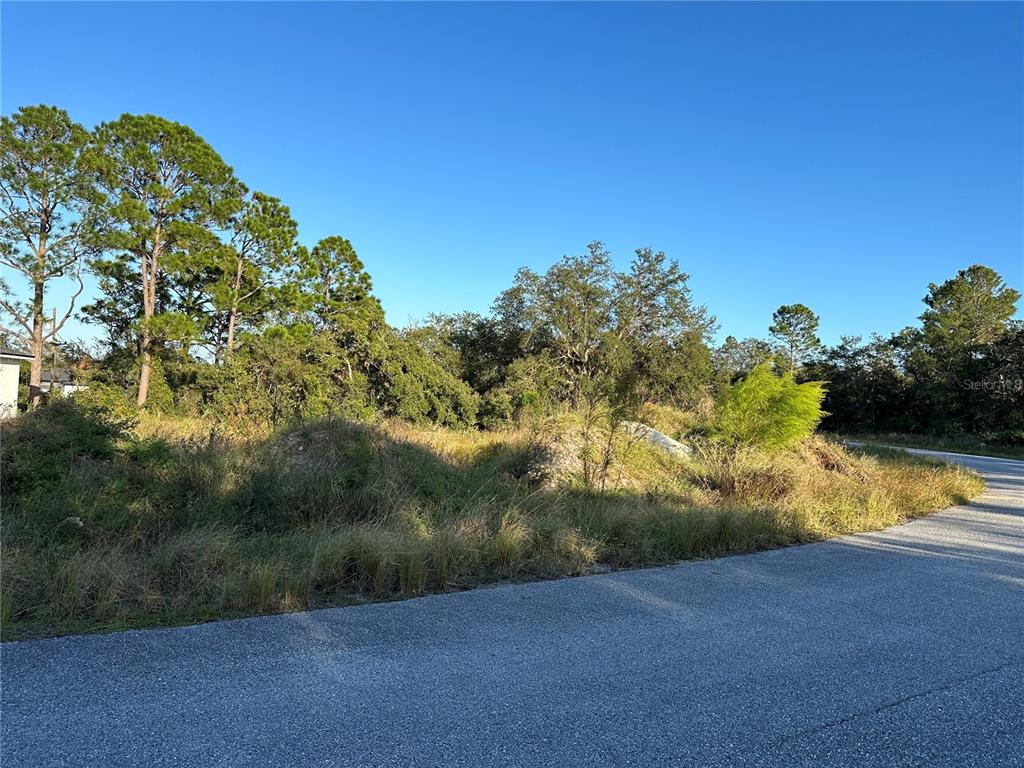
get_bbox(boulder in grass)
[620,421,692,460]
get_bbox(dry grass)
[0,404,982,640]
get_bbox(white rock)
[620,421,692,459]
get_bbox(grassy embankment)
[1,402,983,640]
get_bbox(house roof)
[0,347,33,362]
[41,368,75,383]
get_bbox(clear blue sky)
[2,1,1022,346]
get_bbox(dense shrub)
[0,400,134,539]
[478,389,513,429]
[72,381,138,424]
[716,363,826,451]
[369,334,479,427]
[198,325,477,429]
[502,354,561,420]
[205,326,356,426]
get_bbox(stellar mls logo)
[960,378,1024,393]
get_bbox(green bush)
[716,363,826,451]
[370,334,479,427]
[72,381,138,425]
[0,399,132,512]
[479,389,513,429]
[201,325,477,429]
[503,354,560,420]
[205,326,359,426]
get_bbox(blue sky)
[2,1,1022,346]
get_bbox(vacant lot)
[1,402,982,640]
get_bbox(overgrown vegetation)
[1,399,981,640]
[3,105,1020,449]
[0,103,1003,639]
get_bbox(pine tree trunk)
[28,278,44,407]
[137,326,152,407]
[137,232,161,407]
[223,257,244,360]
[225,304,238,359]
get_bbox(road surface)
[2,449,1022,767]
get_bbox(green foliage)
[85,113,243,405]
[72,381,138,425]
[0,399,132,505]
[297,235,377,332]
[425,311,523,394]
[139,356,176,412]
[0,105,96,404]
[478,389,514,429]
[212,189,300,357]
[809,265,1021,443]
[493,241,715,412]
[81,255,144,353]
[0,105,95,269]
[207,325,355,426]
[86,114,241,248]
[201,321,479,429]
[714,335,781,383]
[769,303,820,370]
[368,333,479,427]
[806,334,908,431]
[613,246,715,405]
[717,363,826,451]
[501,353,561,421]
[920,265,1020,352]
[503,241,615,392]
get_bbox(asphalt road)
[3,449,1022,767]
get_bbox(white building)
[0,348,33,419]
[41,368,89,396]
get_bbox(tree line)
[716,267,1022,441]
[2,105,1021,442]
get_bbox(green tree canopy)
[297,236,377,330]
[714,336,777,383]
[613,247,716,404]
[86,113,242,406]
[0,105,97,405]
[769,303,821,370]
[494,241,714,407]
[920,264,1020,354]
[498,241,615,394]
[209,188,298,360]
